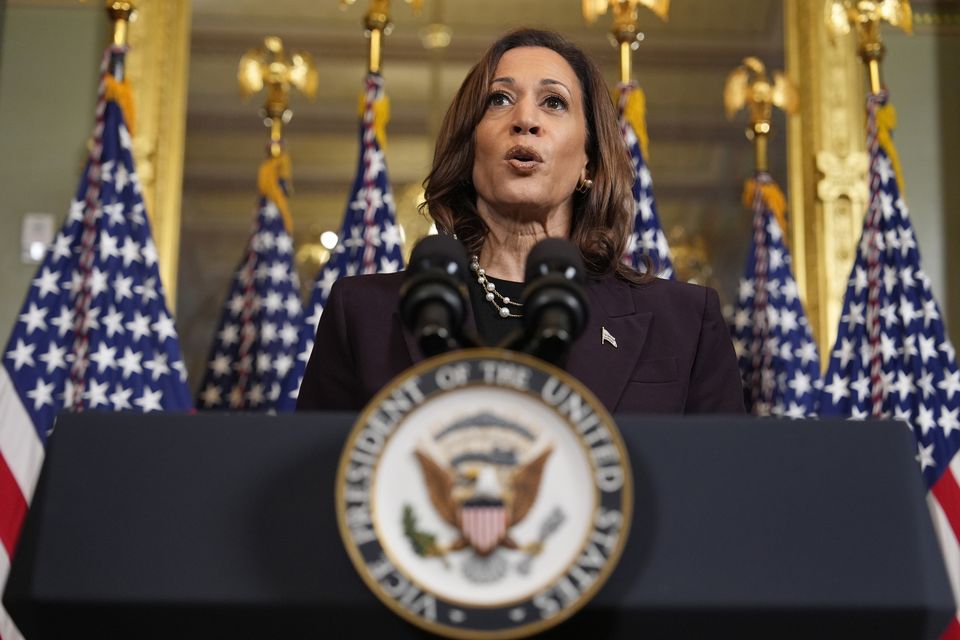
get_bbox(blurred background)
[0,0,956,390]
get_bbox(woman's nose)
[511,98,541,135]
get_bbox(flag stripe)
[0,454,27,559]
[0,368,45,501]
[929,494,960,615]
[942,616,960,640]
[933,470,960,558]
[0,544,24,640]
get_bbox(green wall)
[0,4,105,344]
[885,28,960,343]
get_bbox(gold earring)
[576,176,594,193]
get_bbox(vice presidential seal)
[336,349,632,639]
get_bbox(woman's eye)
[543,95,568,111]
[487,92,511,107]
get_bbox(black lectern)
[4,412,954,639]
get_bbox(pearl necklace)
[470,256,523,318]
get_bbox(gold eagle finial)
[724,57,797,173]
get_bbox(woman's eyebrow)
[489,77,571,96]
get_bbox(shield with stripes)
[460,502,508,554]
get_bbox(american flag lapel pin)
[601,326,618,348]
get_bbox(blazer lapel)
[566,277,652,412]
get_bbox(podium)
[4,412,954,639]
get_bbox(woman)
[297,28,744,415]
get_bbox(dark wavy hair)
[421,28,653,283]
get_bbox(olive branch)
[402,504,449,568]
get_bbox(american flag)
[617,81,674,278]
[279,73,404,403]
[731,172,821,417]
[817,91,960,635]
[196,155,304,412]
[0,46,191,639]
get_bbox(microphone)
[518,238,589,367]
[399,234,471,358]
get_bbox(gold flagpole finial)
[825,0,913,94]
[340,0,423,74]
[238,36,318,157]
[105,1,137,48]
[724,57,798,174]
[582,0,669,84]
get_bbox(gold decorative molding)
[785,0,868,367]
[123,0,191,309]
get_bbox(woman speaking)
[297,28,744,415]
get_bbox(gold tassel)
[742,177,788,234]
[104,74,136,136]
[876,103,907,197]
[258,153,294,234]
[358,90,391,149]
[617,85,650,161]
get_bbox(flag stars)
[50,307,74,338]
[200,384,222,407]
[915,442,936,472]
[898,226,916,257]
[850,373,871,403]
[89,342,117,373]
[103,201,125,226]
[134,387,164,413]
[275,233,293,255]
[19,303,48,334]
[921,300,940,329]
[26,379,55,411]
[937,371,960,401]
[6,339,36,371]
[84,379,110,409]
[218,324,240,347]
[938,407,960,438]
[795,342,818,366]
[117,347,143,378]
[891,371,915,403]
[152,313,178,343]
[879,333,898,363]
[144,353,171,381]
[126,311,152,342]
[842,303,865,332]
[134,277,159,303]
[114,274,134,301]
[788,371,812,397]
[110,385,133,410]
[33,268,61,298]
[119,237,141,267]
[39,343,68,374]
[823,374,850,405]
[781,279,799,304]
[279,323,299,346]
[876,155,895,185]
[209,353,231,377]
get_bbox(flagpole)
[825,0,913,96]
[238,36,318,160]
[723,58,798,176]
[582,0,669,85]
[104,2,134,80]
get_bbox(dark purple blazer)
[296,272,745,415]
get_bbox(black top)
[466,274,523,347]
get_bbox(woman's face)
[472,46,589,223]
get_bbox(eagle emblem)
[406,412,561,577]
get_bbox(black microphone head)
[400,234,470,355]
[523,237,586,286]
[521,238,589,357]
[407,234,470,282]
